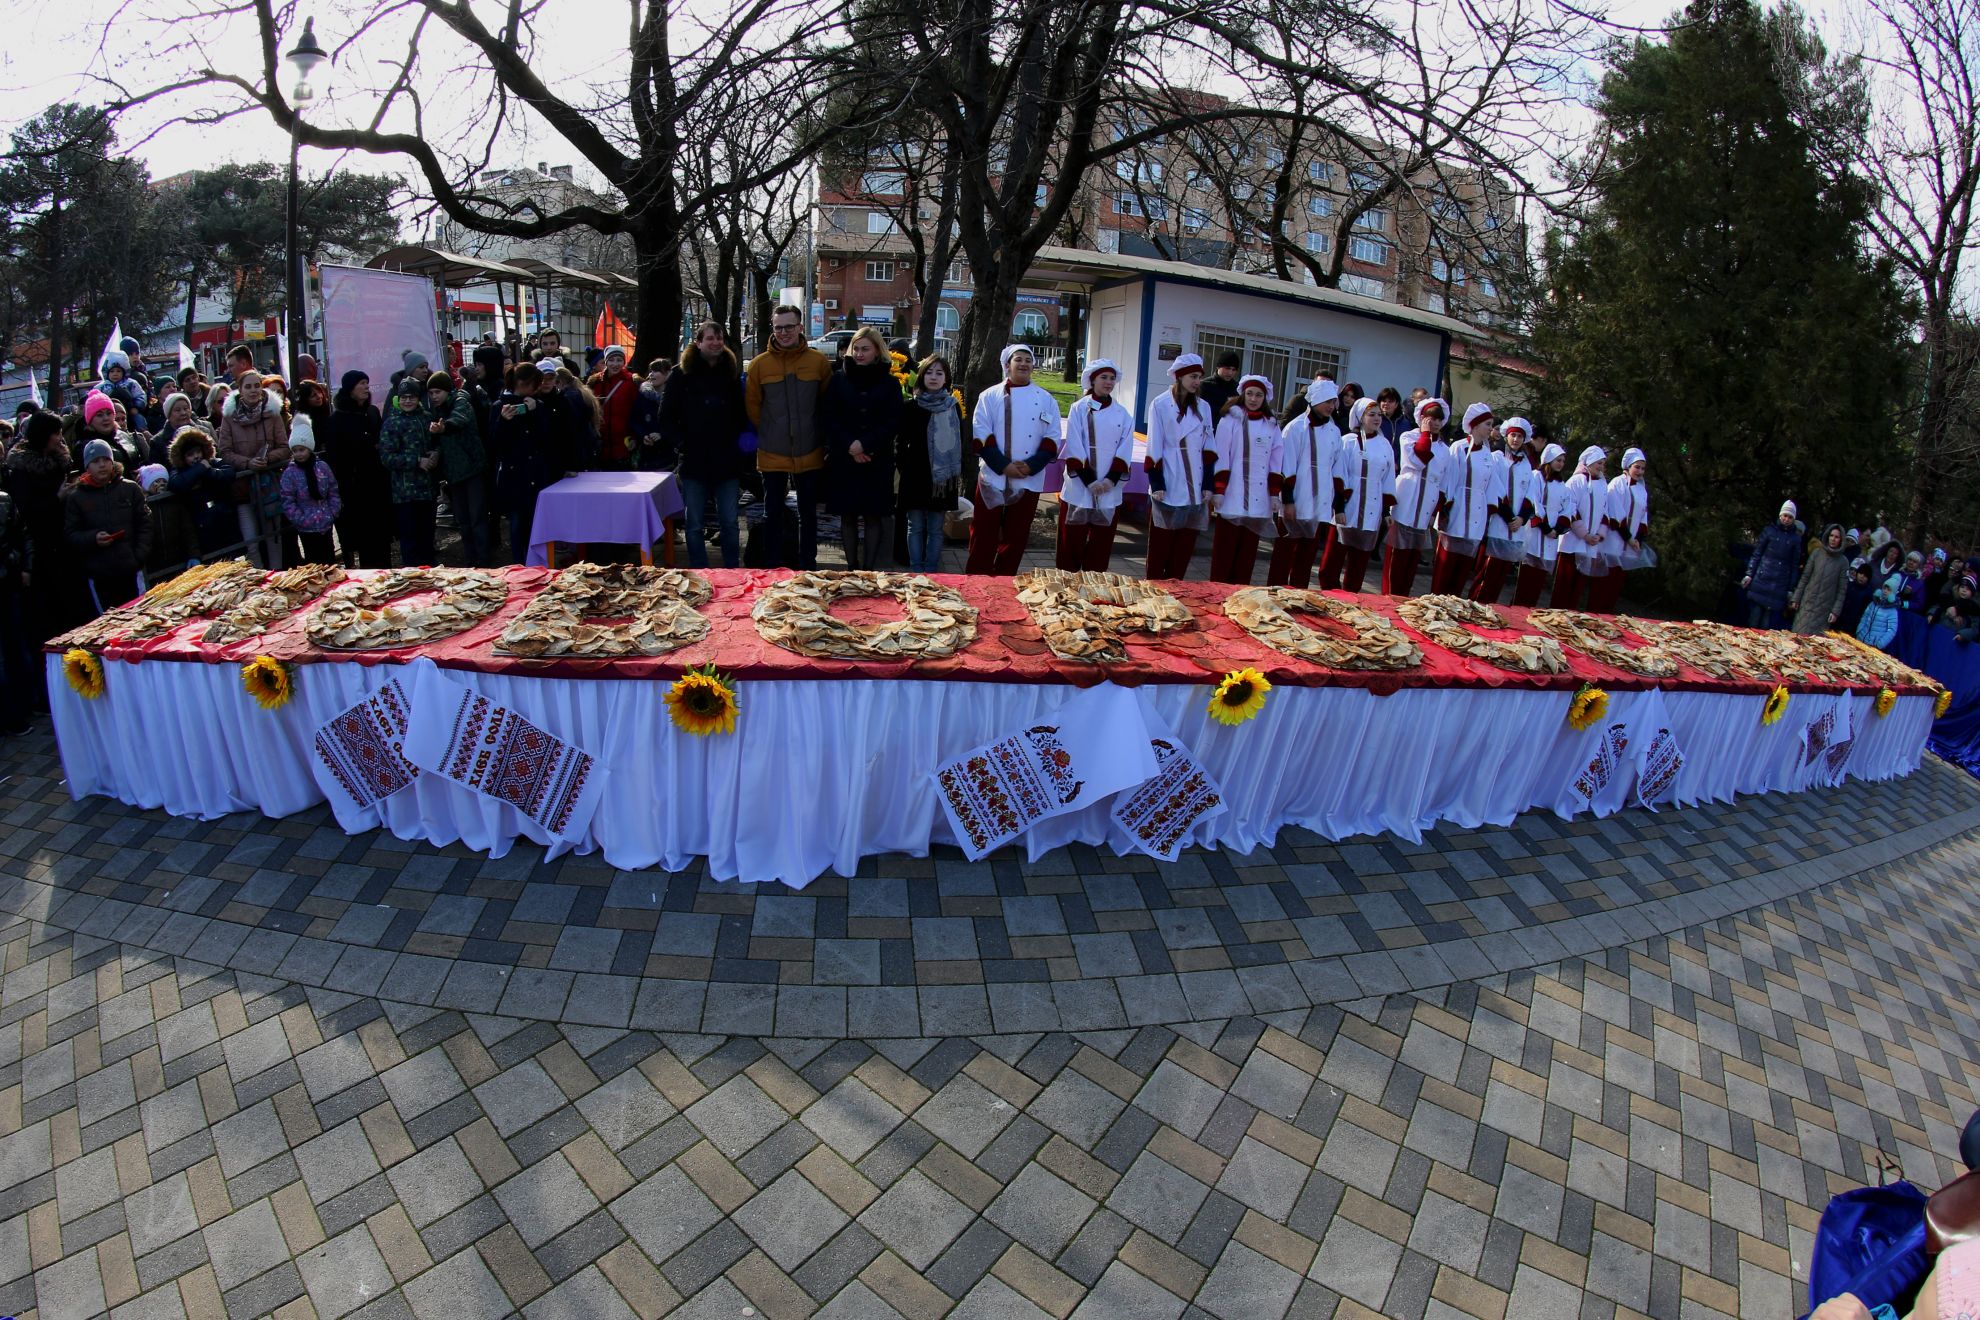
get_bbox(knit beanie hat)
[402,349,429,372]
[82,438,114,465]
[137,463,168,489]
[289,415,316,451]
[82,392,117,425]
[395,377,424,400]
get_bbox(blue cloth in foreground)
[1803,1180,1929,1319]
[1891,612,1980,775]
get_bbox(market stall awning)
[505,258,612,290]
[365,245,535,288]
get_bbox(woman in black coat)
[2,411,82,655]
[822,327,901,569]
[895,355,964,574]
[660,324,750,569]
[322,372,393,568]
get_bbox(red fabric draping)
[53,567,1926,698]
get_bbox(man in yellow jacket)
[745,306,833,568]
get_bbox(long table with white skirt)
[48,650,1933,888]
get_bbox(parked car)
[809,330,856,357]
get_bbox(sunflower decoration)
[1873,687,1896,718]
[1566,684,1609,732]
[1208,667,1271,726]
[888,350,913,393]
[1937,688,1954,719]
[62,648,105,700]
[240,655,296,711]
[667,663,740,736]
[1761,685,1790,726]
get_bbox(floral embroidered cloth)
[311,677,419,816]
[1111,736,1227,862]
[403,660,606,843]
[934,683,1157,861]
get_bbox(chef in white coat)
[1143,354,1218,580]
[1512,441,1570,607]
[1433,401,1507,596]
[1552,444,1609,608]
[1056,357,1134,571]
[966,343,1061,575]
[1468,414,1531,603]
[1322,397,1396,593]
[1269,378,1341,589]
[1384,396,1448,596]
[1208,374,1284,584]
[1589,445,1649,612]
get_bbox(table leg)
[661,517,678,568]
[546,543,556,570]
[640,545,653,567]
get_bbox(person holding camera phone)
[63,438,152,615]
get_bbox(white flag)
[26,369,41,407]
[276,332,290,378]
[177,343,196,373]
[97,319,125,376]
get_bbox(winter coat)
[744,342,832,473]
[379,405,438,504]
[166,432,239,556]
[1838,575,1873,636]
[146,488,200,576]
[585,367,640,464]
[1857,574,1904,649]
[3,444,70,581]
[1789,543,1849,634]
[99,372,148,422]
[661,348,749,485]
[1199,374,1240,420]
[424,385,484,485]
[493,390,576,515]
[822,359,901,517]
[280,457,343,533]
[560,385,600,467]
[895,396,964,514]
[215,398,290,473]
[323,398,390,519]
[63,474,152,581]
[70,420,147,475]
[1743,521,1803,611]
[630,382,670,470]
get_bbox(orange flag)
[593,301,633,350]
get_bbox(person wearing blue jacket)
[1742,500,1805,628]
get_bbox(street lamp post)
[283,18,329,384]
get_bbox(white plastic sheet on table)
[47,655,1934,889]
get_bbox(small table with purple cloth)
[525,471,686,568]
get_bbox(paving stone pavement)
[1,720,1978,1318]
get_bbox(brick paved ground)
[1,718,1977,1318]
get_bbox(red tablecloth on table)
[56,567,1921,698]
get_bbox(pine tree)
[1530,0,1912,609]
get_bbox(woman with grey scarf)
[894,356,964,574]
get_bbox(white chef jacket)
[1212,410,1284,520]
[1518,471,1572,565]
[971,380,1060,503]
[1438,440,1506,542]
[1393,430,1446,531]
[1334,432,1396,532]
[1562,471,1607,560]
[1061,396,1135,514]
[1145,392,1216,507]
[1279,413,1342,525]
[1601,474,1649,559]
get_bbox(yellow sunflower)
[1873,687,1896,718]
[1208,667,1271,726]
[1566,684,1608,732]
[1937,688,1954,719]
[1762,685,1790,726]
[63,648,105,700]
[241,656,295,711]
[668,664,740,736]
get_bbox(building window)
[1429,257,1464,285]
[1230,181,1254,202]
[1429,193,1465,221]
[1348,236,1390,264]
[1482,210,1504,230]
[1353,209,1389,231]
[1012,309,1050,339]
[1195,328,1246,368]
[1182,207,1209,232]
[1116,193,1167,220]
[1266,146,1286,167]
[1304,231,1329,253]
[1348,165,1384,192]
[1476,274,1498,297]
[1423,291,1447,314]
[1296,345,1345,382]
[1307,195,1333,218]
[1185,171,1209,193]
[1309,161,1334,184]
[1096,228,1121,254]
[936,303,960,338]
[1115,159,1162,184]
[866,212,898,235]
[865,260,896,282]
[1194,325,1345,405]
[1338,272,1386,298]
[859,171,906,195]
[1034,183,1048,206]
[946,261,968,284]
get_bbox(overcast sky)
[0,0,1864,201]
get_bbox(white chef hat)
[1237,374,1273,403]
[1540,442,1565,466]
[1578,445,1607,470]
[1306,378,1339,407]
[1348,398,1374,430]
[1168,353,1205,378]
[999,343,1035,371]
[1081,358,1119,391]
[1503,416,1532,438]
[1621,446,1647,470]
[1414,396,1448,425]
[1462,401,1495,430]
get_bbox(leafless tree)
[90,0,903,367]
[1843,0,1980,542]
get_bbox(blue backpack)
[1804,1180,1930,1319]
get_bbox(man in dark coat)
[1741,499,1805,628]
[63,438,153,614]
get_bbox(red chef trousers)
[1512,561,1551,607]
[1145,526,1199,580]
[1266,535,1321,589]
[1209,519,1261,584]
[1431,540,1474,596]
[1314,526,1344,590]
[965,485,1039,576]
[1585,568,1625,613]
[1384,544,1425,597]
[1552,556,1589,608]
[1055,504,1118,572]
[1469,552,1514,604]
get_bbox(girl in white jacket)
[1323,397,1396,593]
[1209,375,1284,584]
[1269,378,1342,589]
[1552,445,1609,609]
[1057,358,1134,571]
[1143,354,1217,580]
[1589,446,1649,612]
[1383,396,1448,596]
[1512,442,1570,607]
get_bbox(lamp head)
[285,17,329,102]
